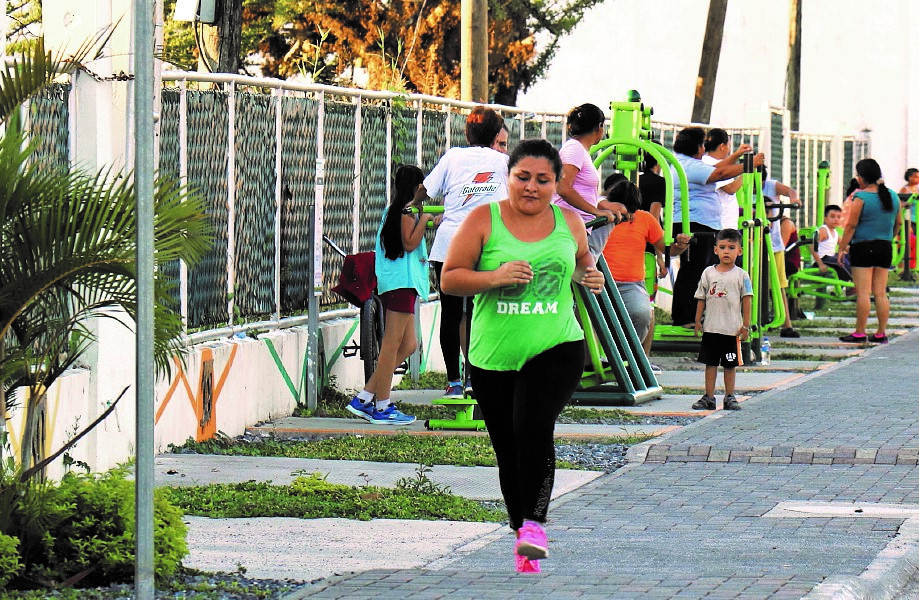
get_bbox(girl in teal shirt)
[346,165,433,425]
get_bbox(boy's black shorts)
[697,332,741,368]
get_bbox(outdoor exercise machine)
[591,91,781,363]
[786,161,855,304]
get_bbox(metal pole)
[134,0,156,596]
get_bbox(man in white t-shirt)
[701,128,743,230]
[418,106,509,398]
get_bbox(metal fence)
[24,74,872,333]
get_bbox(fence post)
[226,81,237,326]
[179,79,189,329]
[307,157,324,411]
[273,87,283,321]
[830,134,845,209]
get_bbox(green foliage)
[0,468,187,590]
[175,433,499,466]
[395,463,451,495]
[0,532,23,587]
[163,474,504,522]
[394,370,448,391]
[559,407,642,423]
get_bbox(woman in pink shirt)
[553,103,626,258]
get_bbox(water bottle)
[761,336,771,365]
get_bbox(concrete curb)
[803,519,919,600]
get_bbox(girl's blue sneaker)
[371,404,416,425]
[346,397,374,422]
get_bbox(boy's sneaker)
[371,404,416,425]
[445,381,464,399]
[780,327,801,338]
[345,397,375,422]
[839,333,867,343]
[650,363,663,374]
[692,394,716,410]
[464,376,475,398]
[868,334,888,344]
[723,395,742,410]
[515,521,548,560]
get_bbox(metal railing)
[24,73,873,338]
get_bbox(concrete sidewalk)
[163,290,919,598]
[280,328,919,598]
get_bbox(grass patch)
[171,432,651,469]
[663,386,701,395]
[174,433,498,466]
[559,407,642,422]
[395,371,449,390]
[162,472,505,522]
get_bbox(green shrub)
[0,467,187,590]
[0,532,23,587]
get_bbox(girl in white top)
[419,106,509,396]
[552,103,627,258]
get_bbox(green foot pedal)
[425,397,486,431]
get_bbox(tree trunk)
[19,387,46,477]
[785,0,802,131]
[461,0,488,102]
[691,0,729,124]
[198,0,243,74]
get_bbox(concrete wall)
[3,301,445,479]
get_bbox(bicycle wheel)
[360,295,384,382]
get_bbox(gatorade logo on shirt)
[461,172,500,204]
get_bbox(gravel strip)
[556,415,700,427]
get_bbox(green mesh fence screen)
[234,92,277,319]
[323,100,358,304]
[279,95,317,314]
[506,116,523,153]
[770,111,784,179]
[449,111,467,149]
[420,108,447,171]
[524,119,542,141]
[843,140,854,189]
[29,83,69,173]
[186,90,230,328]
[151,82,869,329]
[360,103,389,255]
[159,89,182,308]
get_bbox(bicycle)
[325,235,386,382]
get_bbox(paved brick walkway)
[290,328,919,599]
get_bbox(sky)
[518,0,918,195]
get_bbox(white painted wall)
[5,302,446,478]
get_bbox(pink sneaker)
[515,520,548,560]
[515,553,541,573]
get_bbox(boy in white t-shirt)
[693,229,753,412]
[809,204,851,281]
[419,106,509,398]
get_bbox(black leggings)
[671,222,717,325]
[470,340,585,531]
[432,261,473,381]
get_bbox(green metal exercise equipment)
[787,161,855,304]
[573,252,664,405]
[592,91,780,363]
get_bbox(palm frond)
[0,28,114,125]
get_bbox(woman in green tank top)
[440,139,604,573]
